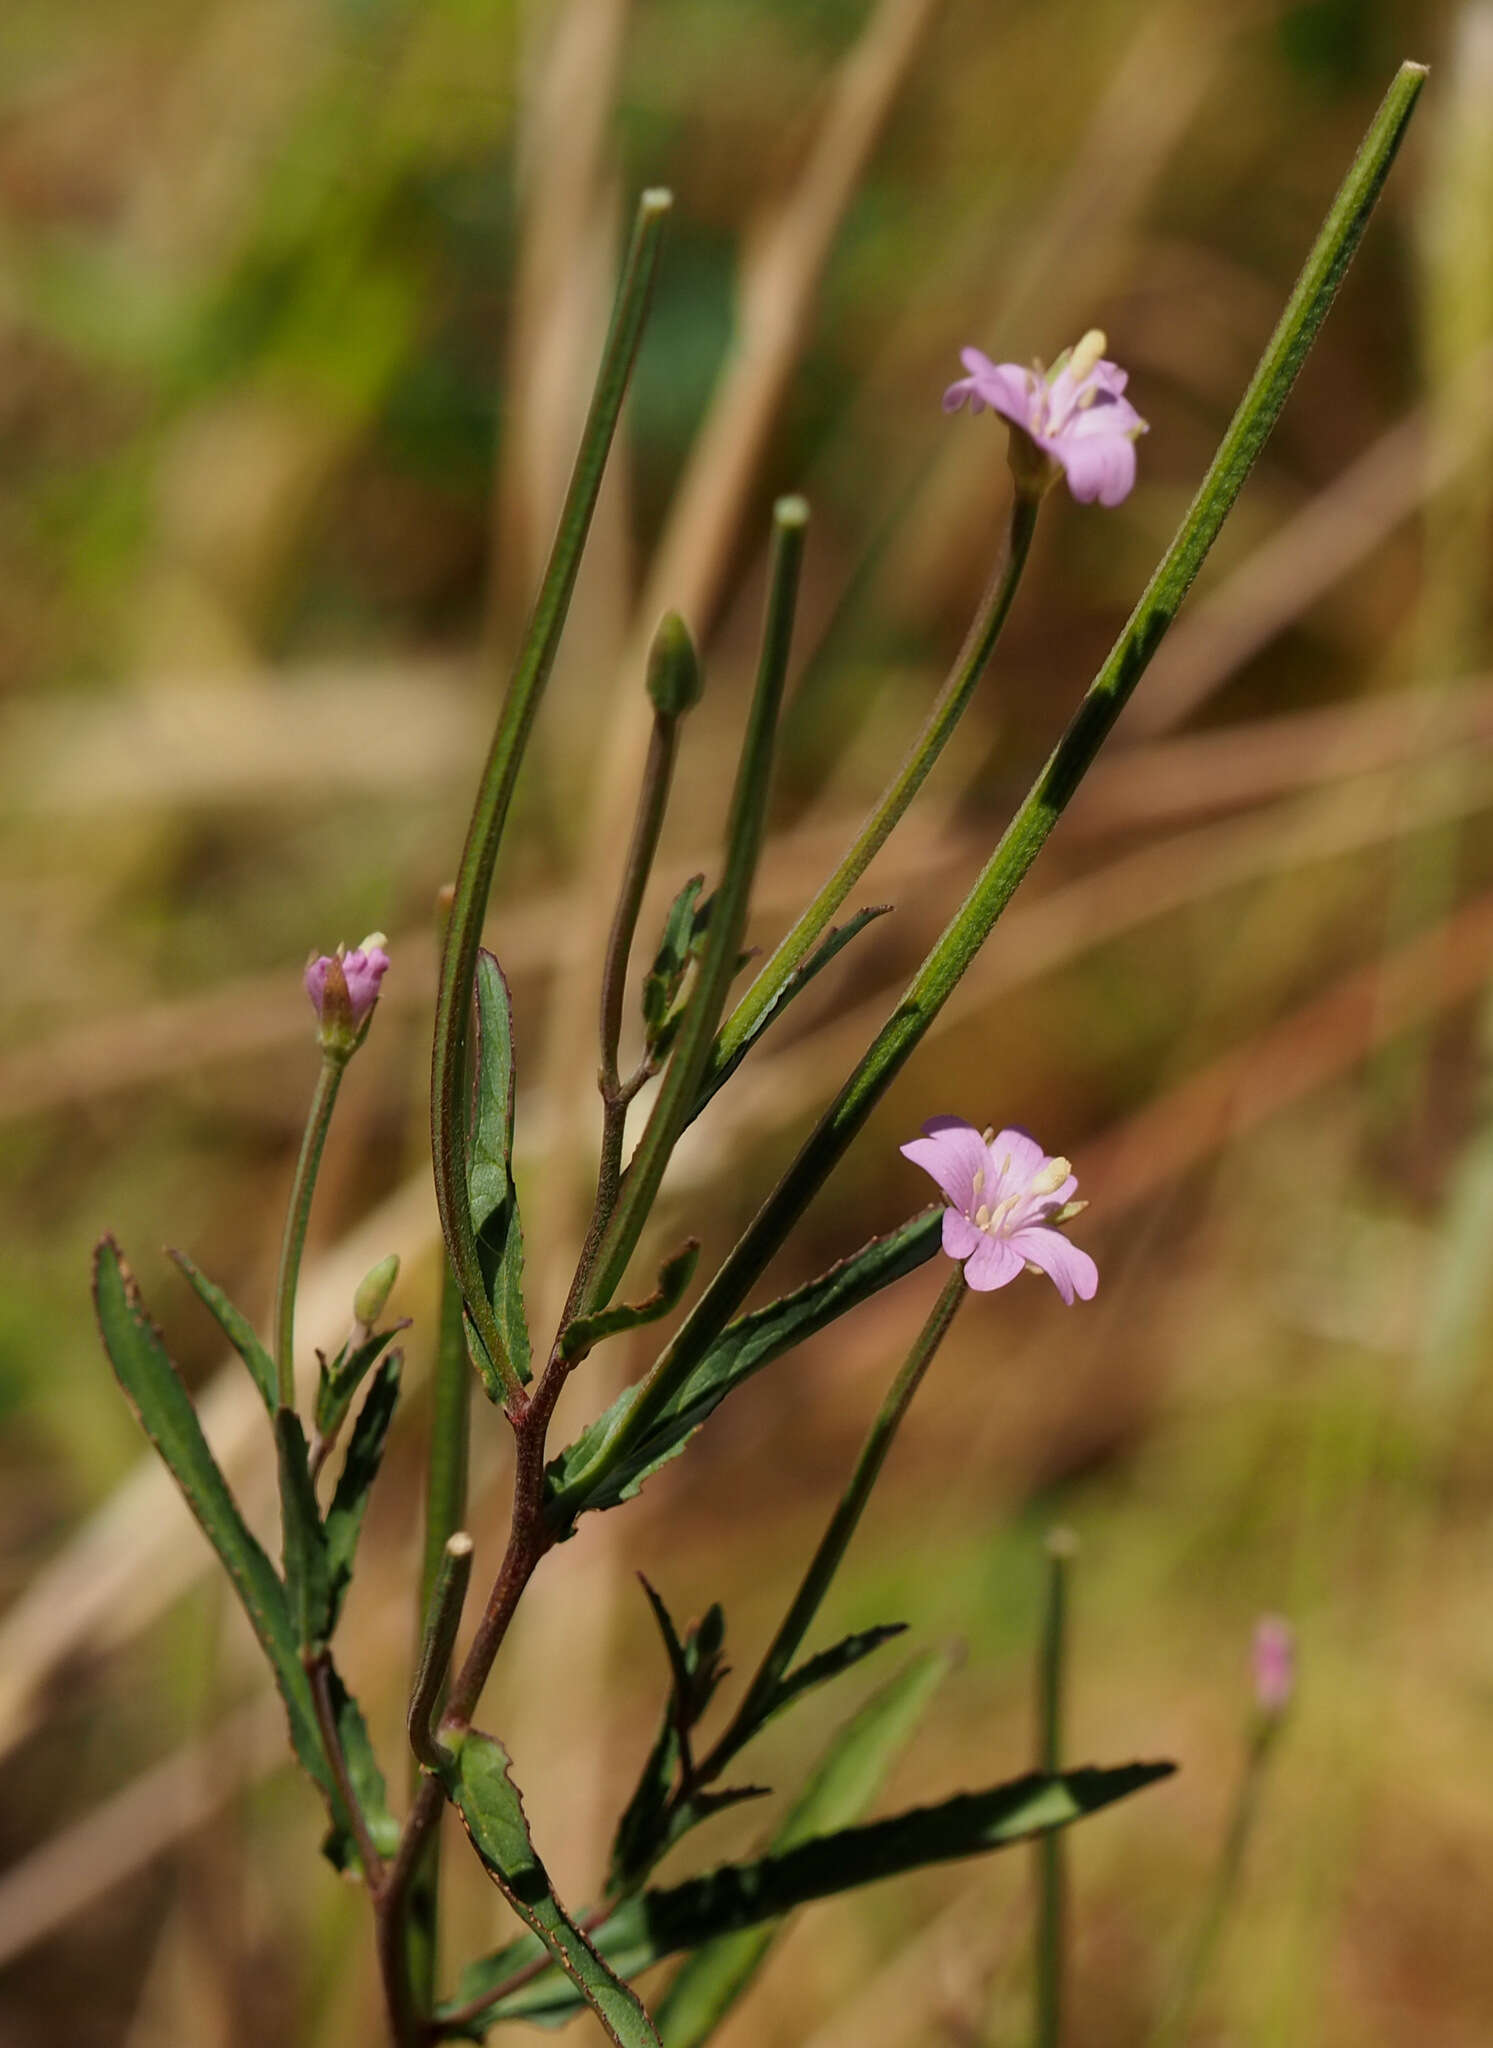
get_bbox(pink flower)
[1252,1616,1295,1716]
[943,329,1147,507]
[304,934,390,1044]
[900,1118,1098,1304]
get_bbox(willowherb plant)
[92,64,1423,2048]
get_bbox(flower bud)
[1252,1615,1295,1717]
[305,934,390,1055]
[646,611,702,720]
[353,1253,400,1329]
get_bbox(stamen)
[1069,328,1107,381]
[971,1168,985,1196]
[974,1203,992,1230]
[1029,1156,1071,1198]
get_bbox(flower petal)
[986,1127,1046,1193]
[961,1234,1024,1292]
[1010,1226,1098,1304]
[942,1209,983,1260]
[1055,428,1136,507]
[900,1117,988,1211]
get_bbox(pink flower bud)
[304,934,390,1052]
[1252,1615,1294,1716]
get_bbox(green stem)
[1034,1532,1075,2048]
[404,1260,472,2017]
[711,489,1039,1083]
[580,498,808,1317]
[569,706,687,1318]
[700,1269,965,1782]
[430,189,672,1407]
[1147,1723,1280,2048]
[408,1533,476,1774]
[547,61,1426,1525]
[271,1054,346,1411]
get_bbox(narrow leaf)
[693,906,891,1118]
[274,1407,330,1651]
[546,1209,943,1526]
[321,1661,400,1868]
[655,1647,951,2047]
[760,1623,908,1730]
[315,1323,404,1441]
[443,1758,1175,2032]
[642,875,706,1048]
[468,950,532,1397]
[93,1238,386,1859]
[443,1731,661,2047]
[562,1242,701,1365]
[323,1351,402,1635]
[168,1248,276,1416]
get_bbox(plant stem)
[700,1269,965,1782]
[711,488,1039,1083]
[1147,1721,1280,2048]
[580,497,808,1318]
[546,61,1426,1526]
[271,1054,346,1411]
[1033,1531,1075,2048]
[568,703,686,1315]
[430,189,672,1406]
[409,1533,475,1773]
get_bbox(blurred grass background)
[3,0,1493,2042]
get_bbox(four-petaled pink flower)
[305,934,390,1043]
[1252,1615,1295,1717]
[943,329,1147,507]
[900,1118,1098,1303]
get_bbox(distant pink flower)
[1252,1616,1295,1716]
[943,329,1147,507]
[305,935,390,1041]
[900,1118,1098,1304]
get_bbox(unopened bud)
[1252,1615,1295,1717]
[646,611,702,719]
[304,935,390,1055]
[353,1253,400,1328]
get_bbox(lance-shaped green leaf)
[691,906,891,1120]
[467,950,533,1399]
[315,1323,405,1442]
[441,1730,662,2048]
[562,1242,701,1367]
[431,191,672,1409]
[655,1646,952,2047]
[321,1660,400,1869]
[642,875,707,1059]
[439,1757,1174,2034]
[92,1238,393,1870]
[168,1247,277,1416]
[322,1350,402,1636]
[275,1407,331,1652]
[608,1587,763,1900]
[751,1622,908,1733]
[546,1208,942,1527]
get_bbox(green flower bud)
[646,611,702,719]
[353,1253,400,1328]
